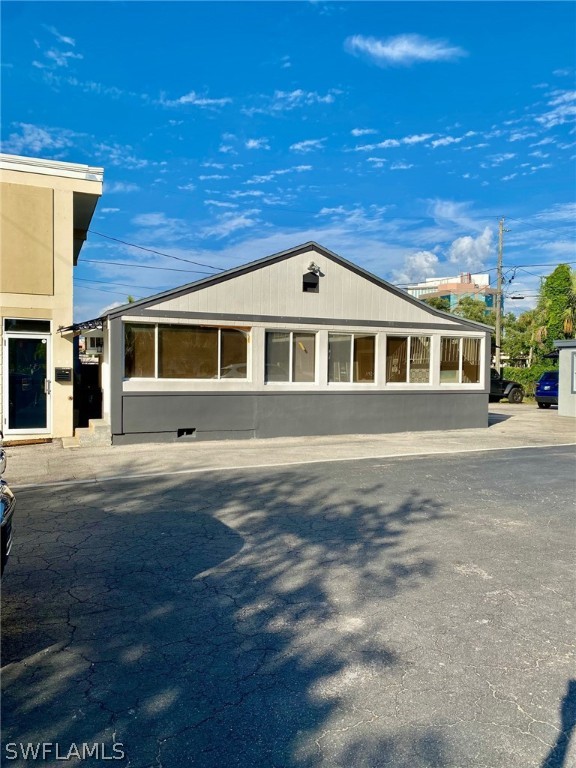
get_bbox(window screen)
[462,338,481,383]
[220,329,248,378]
[440,338,460,383]
[409,337,431,383]
[292,333,316,382]
[125,324,155,378]
[328,334,352,382]
[158,325,218,379]
[386,337,408,382]
[266,332,290,382]
[353,335,375,382]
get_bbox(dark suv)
[535,370,559,409]
[489,368,524,404]
[1,432,16,576]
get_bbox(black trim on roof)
[100,241,491,331]
[59,318,104,334]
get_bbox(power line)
[504,216,576,238]
[88,230,225,271]
[76,284,142,298]
[81,258,214,275]
[75,276,170,291]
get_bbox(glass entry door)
[4,334,51,432]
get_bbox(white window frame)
[385,335,431,384]
[265,330,318,384]
[123,322,251,381]
[439,336,483,385]
[328,332,377,384]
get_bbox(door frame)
[3,331,52,435]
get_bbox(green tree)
[533,264,575,360]
[452,296,496,327]
[501,309,536,364]
[421,296,451,312]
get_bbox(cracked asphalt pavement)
[1,443,575,767]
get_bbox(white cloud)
[393,250,439,284]
[530,137,555,147]
[131,212,190,242]
[366,157,387,168]
[204,200,238,208]
[245,165,312,184]
[345,34,467,67]
[100,207,120,214]
[178,183,196,191]
[198,174,229,181]
[486,152,516,166]
[536,89,576,128]
[228,190,265,199]
[448,227,493,270]
[45,26,75,46]
[94,142,148,169]
[244,89,339,116]
[201,209,261,239]
[508,130,538,142]
[533,202,576,223]
[2,122,80,154]
[428,199,479,231]
[403,134,434,145]
[245,138,270,150]
[290,138,326,153]
[391,162,414,170]
[105,181,140,194]
[351,128,378,137]
[356,133,433,151]
[159,91,232,108]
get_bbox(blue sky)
[2,1,575,321]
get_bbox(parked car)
[535,370,559,409]
[489,368,524,404]
[1,432,16,576]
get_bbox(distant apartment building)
[0,153,103,440]
[405,273,499,312]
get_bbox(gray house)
[92,242,491,445]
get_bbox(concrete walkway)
[5,403,575,488]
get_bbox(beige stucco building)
[0,154,103,440]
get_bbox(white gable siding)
[143,247,463,327]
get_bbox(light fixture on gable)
[307,261,322,276]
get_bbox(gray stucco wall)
[112,391,488,444]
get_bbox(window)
[125,323,155,378]
[4,318,51,333]
[302,273,319,293]
[440,337,481,384]
[159,325,218,379]
[265,331,316,383]
[462,338,481,383]
[328,333,375,383]
[386,336,431,383]
[124,323,248,379]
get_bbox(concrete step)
[72,419,111,447]
[61,436,80,449]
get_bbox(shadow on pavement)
[541,680,576,768]
[488,411,513,426]
[3,467,454,766]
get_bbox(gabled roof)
[101,241,492,331]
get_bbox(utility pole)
[495,217,506,372]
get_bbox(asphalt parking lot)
[2,427,575,767]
